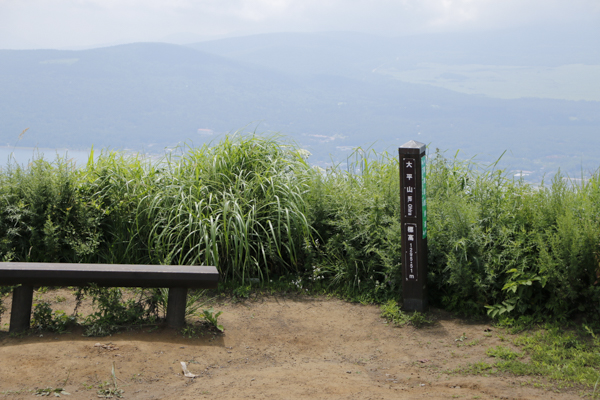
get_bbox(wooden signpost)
[399,140,428,311]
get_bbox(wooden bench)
[0,262,219,333]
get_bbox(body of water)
[0,147,95,168]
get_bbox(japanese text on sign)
[421,155,427,239]
[405,223,418,281]
[403,158,417,218]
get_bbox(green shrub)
[380,300,433,327]
[0,156,104,263]
[426,150,600,319]
[31,301,74,333]
[78,286,160,336]
[305,148,402,301]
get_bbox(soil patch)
[0,290,580,399]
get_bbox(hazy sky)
[1,0,599,49]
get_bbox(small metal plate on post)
[399,140,428,312]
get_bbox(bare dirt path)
[0,291,580,399]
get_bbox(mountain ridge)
[1,34,599,178]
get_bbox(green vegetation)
[0,134,599,326]
[27,285,221,336]
[486,345,523,360]
[96,362,123,399]
[498,326,600,386]
[31,301,75,333]
[200,307,224,332]
[0,287,8,327]
[380,300,434,327]
[457,324,600,394]
[80,136,311,283]
[427,150,600,321]
[77,286,161,337]
[34,387,70,397]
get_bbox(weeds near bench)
[31,301,75,333]
[0,286,15,326]
[96,362,123,399]
[181,307,225,337]
[76,286,159,336]
[200,307,224,332]
[0,295,6,327]
[156,288,209,317]
[22,286,219,336]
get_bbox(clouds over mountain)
[1,0,598,49]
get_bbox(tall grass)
[0,135,599,322]
[80,135,313,283]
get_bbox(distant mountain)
[188,29,600,102]
[1,33,599,179]
[0,43,302,149]
[188,25,600,75]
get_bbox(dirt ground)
[0,289,583,400]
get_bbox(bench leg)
[9,285,33,333]
[166,287,187,329]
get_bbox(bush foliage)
[0,135,599,323]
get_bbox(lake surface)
[0,146,94,168]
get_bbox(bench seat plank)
[1,262,220,332]
[0,262,219,289]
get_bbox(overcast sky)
[1,0,599,49]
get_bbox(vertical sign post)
[399,140,428,312]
